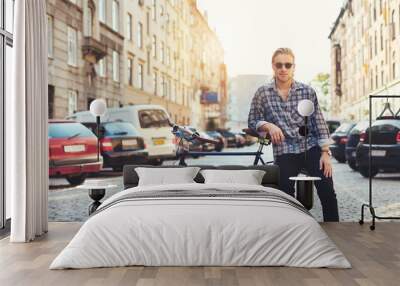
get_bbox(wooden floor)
[0,222,399,286]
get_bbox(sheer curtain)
[8,0,48,242]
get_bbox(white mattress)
[50,183,351,269]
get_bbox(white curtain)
[8,0,48,242]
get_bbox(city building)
[329,0,400,120]
[46,0,227,129]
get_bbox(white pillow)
[136,167,201,186]
[200,169,266,185]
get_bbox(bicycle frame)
[176,137,272,166]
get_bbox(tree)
[310,73,330,114]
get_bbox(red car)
[49,120,102,185]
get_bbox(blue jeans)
[275,146,339,222]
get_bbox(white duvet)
[50,183,351,269]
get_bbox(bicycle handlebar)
[169,122,220,145]
[242,128,271,140]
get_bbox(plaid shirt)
[248,79,331,157]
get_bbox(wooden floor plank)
[0,222,399,286]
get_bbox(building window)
[113,51,120,82]
[147,51,151,75]
[138,63,144,90]
[370,71,373,91]
[84,7,93,37]
[112,0,119,32]
[137,22,143,48]
[374,31,377,55]
[146,11,150,35]
[152,35,157,58]
[392,10,396,40]
[152,0,157,21]
[369,36,373,59]
[97,58,106,77]
[380,24,383,51]
[168,78,171,98]
[153,70,158,95]
[161,74,166,97]
[160,41,165,63]
[166,47,170,66]
[99,0,106,23]
[127,13,132,40]
[47,15,53,58]
[68,90,78,115]
[48,85,55,118]
[2,0,15,228]
[127,58,133,86]
[67,26,77,66]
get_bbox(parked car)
[205,131,226,152]
[329,122,356,163]
[356,117,400,178]
[81,121,148,171]
[198,132,216,152]
[345,121,369,171]
[184,127,208,155]
[217,129,237,148]
[233,132,246,148]
[68,104,176,165]
[48,120,102,185]
[241,131,258,146]
[326,119,341,134]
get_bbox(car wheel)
[335,156,346,163]
[358,167,379,178]
[347,160,358,171]
[66,174,87,186]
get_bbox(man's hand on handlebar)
[258,123,285,145]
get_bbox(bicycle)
[169,122,273,166]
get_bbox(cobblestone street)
[49,145,400,223]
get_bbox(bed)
[50,165,351,269]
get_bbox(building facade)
[329,0,400,120]
[47,0,227,129]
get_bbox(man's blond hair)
[271,48,295,63]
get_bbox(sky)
[197,0,345,83]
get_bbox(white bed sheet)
[50,183,351,269]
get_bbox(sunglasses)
[274,62,294,69]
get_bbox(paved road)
[49,144,400,222]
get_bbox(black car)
[329,122,356,163]
[326,120,341,134]
[206,131,225,152]
[82,121,148,171]
[356,118,400,178]
[217,129,237,148]
[345,121,369,171]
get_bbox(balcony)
[81,36,107,64]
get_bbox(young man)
[248,48,339,222]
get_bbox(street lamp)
[297,99,315,168]
[289,99,320,210]
[90,99,107,162]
